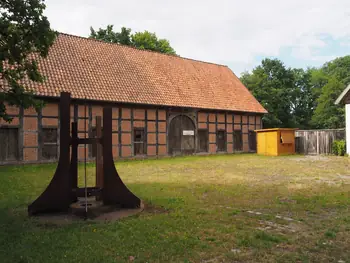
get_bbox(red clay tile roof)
[25,33,267,113]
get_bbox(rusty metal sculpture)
[28,92,140,216]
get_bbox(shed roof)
[254,128,298,133]
[21,33,267,113]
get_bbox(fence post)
[316,131,320,155]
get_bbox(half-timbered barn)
[0,33,267,164]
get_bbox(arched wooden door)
[168,115,196,155]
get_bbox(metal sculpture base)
[33,202,144,224]
[70,197,144,220]
[28,92,141,216]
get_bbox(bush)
[332,140,346,156]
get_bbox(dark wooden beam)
[95,116,103,194]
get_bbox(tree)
[131,31,176,55]
[310,56,350,128]
[89,25,131,45]
[0,0,56,122]
[291,68,317,129]
[117,27,132,46]
[322,56,350,85]
[311,77,345,128]
[89,25,176,55]
[241,59,296,128]
[241,56,350,129]
[90,24,118,43]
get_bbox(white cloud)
[44,0,350,74]
[340,37,350,47]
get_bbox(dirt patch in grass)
[292,155,332,162]
[33,207,144,225]
[32,201,170,225]
[143,202,170,215]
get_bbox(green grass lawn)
[1,154,350,263]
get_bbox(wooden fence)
[295,129,345,155]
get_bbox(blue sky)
[251,35,350,73]
[44,0,350,75]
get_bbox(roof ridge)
[58,32,229,68]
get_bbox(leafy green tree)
[89,25,176,55]
[0,0,56,122]
[117,27,132,46]
[311,77,345,128]
[322,56,350,85]
[309,67,329,99]
[242,56,350,129]
[131,31,176,55]
[241,59,296,128]
[292,68,318,129]
[89,25,131,45]
[90,24,117,43]
[310,56,350,128]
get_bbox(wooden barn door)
[0,127,19,161]
[248,131,257,152]
[168,115,195,155]
[217,130,226,152]
[198,129,209,152]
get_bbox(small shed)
[254,128,297,156]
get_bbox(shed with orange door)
[254,128,297,156]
